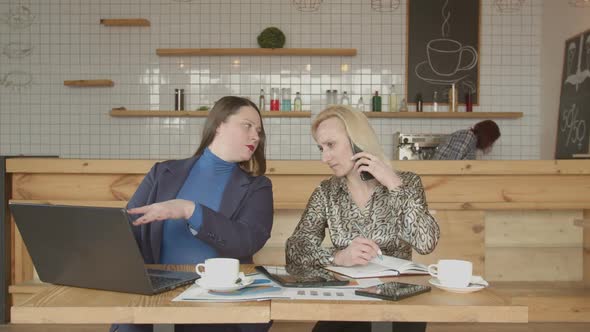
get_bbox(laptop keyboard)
[149,275,183,289]
[147,268,175,275]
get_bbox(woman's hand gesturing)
[128,199,196,226]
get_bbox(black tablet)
[255,265,349,288]
[355,281,431,301]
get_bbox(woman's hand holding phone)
[351,150,402,190]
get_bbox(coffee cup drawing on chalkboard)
[426,39,477,77]
[414,0,479,85]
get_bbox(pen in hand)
[352,222,383,261]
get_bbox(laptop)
[10,203,200,295]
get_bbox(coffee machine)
[395,133,449,160]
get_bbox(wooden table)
[10,267,529,324]
[271,275,527,323]
[11,265,269,324]
[11,284,270,324]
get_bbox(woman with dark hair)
[111,96,273,332]
[432,120,501,160]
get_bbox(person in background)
[432,120,501,160]
[111,96,274,332]
[286,105,439,332]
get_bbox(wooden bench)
[4,159,590,331]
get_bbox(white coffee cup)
[428,259,472,288]
[195,258,239,286]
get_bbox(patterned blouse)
[286,171,440,267]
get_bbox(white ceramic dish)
[428,276,489,294]
[195,276,254,292]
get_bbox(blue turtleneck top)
[160,148,236,264]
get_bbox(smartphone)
[351,142,375,181]
[255,265,349,288]
[355,281,431,301]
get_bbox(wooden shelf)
[64,80,114,87]
[261,111,311,118]
[364,112,523,119]
[110,109,312,118]
[156,48,357,56]
[100,18,150,26]
[110,109,520,119]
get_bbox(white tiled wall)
[0,0,542,160]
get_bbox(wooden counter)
[3,158,590,328]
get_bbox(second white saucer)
[429,276,488,294]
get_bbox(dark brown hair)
[473,120,501,150]
[194,96,266,176]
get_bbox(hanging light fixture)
[569,0,590,7]
[494,0,525,13]
[290,0,323,12]
[371,0,400,12]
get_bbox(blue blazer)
[126,156,274,264]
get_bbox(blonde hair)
[311,105,388,163]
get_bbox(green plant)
[257,27,286,49]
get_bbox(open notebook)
[324,255,428,279]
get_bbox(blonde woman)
[286,105,439,332]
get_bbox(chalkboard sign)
[407,0,480,104]
[555,29,590,159]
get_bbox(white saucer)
[195,276,254,292]
[429,276,489,294]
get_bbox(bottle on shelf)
[465,92,473,112]
[388,84,398,112]
[332,90,338,105]
[281,88,291,111]
[371,91,382,112]
[341,91,350,105]
[357,96,366,112]
[416,93,423,112]
[399,98,408,112]
[270,88,280,111]
[432,91,439,112]
[258,89,266,111]
[293,92,302,111]
[174,89,185,111]
[448,83,458,112]
[326,90,333,106]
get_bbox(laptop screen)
[10,203,156,294]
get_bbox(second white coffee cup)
[428,259,472,288]
[195,258,239,286]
